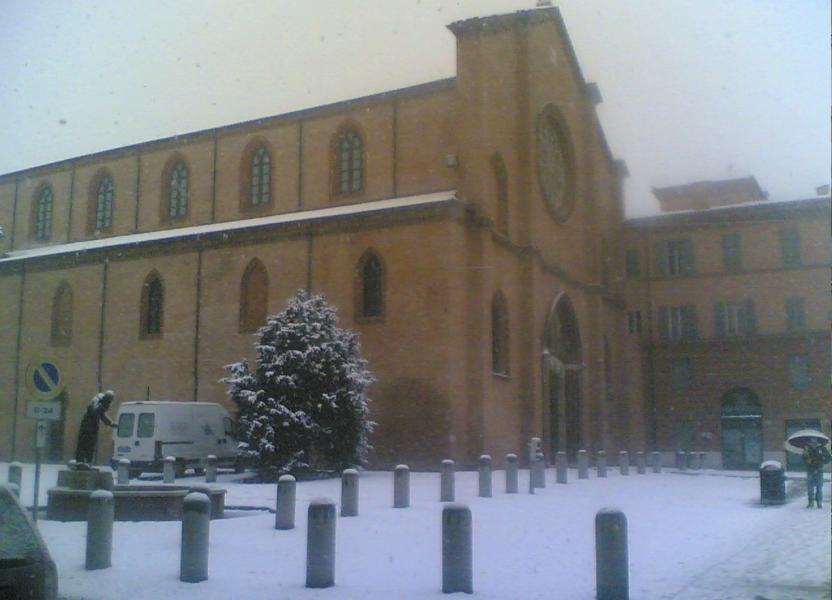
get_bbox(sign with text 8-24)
[27,401,63,421]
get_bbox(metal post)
[394,465,410,508]
[441,459,455,502]
[306,499,336,588]
[478,455,492,498]
[596,509,628,600]
[86,490,114,570]
[505,453,518,493]
[275,475,296,530]
[341,469,359,517]
[180,492,211,583]
[442,504,473,594]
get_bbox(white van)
[111,401,239,476]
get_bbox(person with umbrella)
[802,437,831,508]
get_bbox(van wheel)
[194,467,205,476]
[129,469,142,479]
[174,459,186,478]
[233,461,244,474]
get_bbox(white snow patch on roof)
[1,190,457,264]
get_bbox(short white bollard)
[442,503,473,594]
[556,451,568,484]
[394,465,410,508]
[441,459,455,502]
[505,453,518,493]
[652,451,662,473]
[86,490,114,570]
[596,509,628,600]
[597,451,607,478]
[306,499,336,588]
[341,469,359,517]
[163,456,176,483]
[478,455,492,498]
[117,459,130,485]
[205,455,217,483]
[8,462,22,489]
[619,451,630,476]
[275,474,296,530]
[636,452,646,475]
[533,452,546,488]
[180,492,211,583]
[577,449,589,479]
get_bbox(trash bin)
[759,461,785,505]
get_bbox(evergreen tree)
[223,290,375,474]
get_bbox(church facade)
[0,8,642,468]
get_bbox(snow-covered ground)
[3,462,830,600]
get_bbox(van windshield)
[137,413,155,438]
[117,413,135,438]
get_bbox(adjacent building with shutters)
[620,178,830,469]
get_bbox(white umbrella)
[784,429,830,455]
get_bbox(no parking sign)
[25,354,64,400]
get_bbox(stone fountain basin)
[46,484,226,522]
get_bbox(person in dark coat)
[802,437,831,508]
[74,390,117,465]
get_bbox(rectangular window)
[714,301,756,337]
[658,305,697,340]
[785,297,805,331]
[780,228,801,267]
[671,358,691,390]
[625,249,641,278]
[137,413,155,438]
[721,233,742,272]
[117,413,135,438]
[656,239,695,277]
[789,354,810,388]
[627,310,642,334]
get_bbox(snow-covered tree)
[223,290,375,474]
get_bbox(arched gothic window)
[92,174,114,232]
[249,145,272,207]
[491,291,510,375]
[51,282,73,346]
[357,251,383,318]
[140,272,164,336]
[491,154,509,236]
[240,258,269,332]
[336,128,363,195]
[33,184,54,240]
[167,161,189,219]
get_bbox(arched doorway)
[542,294,582,459]
[720,387,762,470]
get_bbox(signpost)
[25,355,64,523]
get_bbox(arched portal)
[720,387,762,470]
[542,293,583,459]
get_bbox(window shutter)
[683,305,698,339]
[682,239,695,275]
[654,241,668,276]
[657,307,669,340]
[744,300,757,335]
[714,302,725,337]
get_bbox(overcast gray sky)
[1,0,829,215]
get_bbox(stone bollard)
[652,451,662,474]
[577,450,589,479]
[7,482,20,499]
[440,459,455,502]
[163,456,176,483]
[205,455,217,483]
[533,452,546,488]
[636,452,646,475]
[556,451,568,484]
[86,490,114,570]
[699,452,707,469]
[505,454,518,493]
[275,474,296,530]
[341,469,359,517]
[394,465,410,508]
[8,462,22,489]
[306,499,336,588]
[478,455,492,498]
[180,492,211,583]
[117,459,130,485]
[619,451,630,476]
[597,451,607,478]
[596,509,628,600]
[442,504,473,594]
[677,451,686,471]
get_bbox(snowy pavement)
[2,463,830,599]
